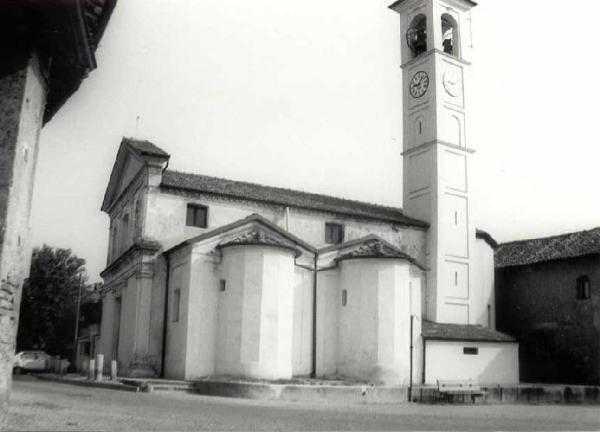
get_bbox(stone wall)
[496,255,600,384]
[0,52,46,409]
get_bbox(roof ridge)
[498,227,600,248]
[163,169,406,214]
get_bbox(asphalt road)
[5,375,600,431]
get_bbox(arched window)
[406,14,427,58]
[576,276,591,300]
[441,14,459,57]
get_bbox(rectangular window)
[172,289,181,323]
[463,347,478,355]
[186,204,208,228]
[342,289,348,306]
[576,276,591,300]
[219,280,226,292]
[325,222,344,245]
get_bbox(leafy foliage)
[16,245,87,358]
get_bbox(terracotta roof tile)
[160,170,428,228]
[422,320,516,343]
[495,227,600,268]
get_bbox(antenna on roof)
[135,115,140,137]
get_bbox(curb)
[33,374,140,392]
[118,377,410,404]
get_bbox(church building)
[98,0,519,385]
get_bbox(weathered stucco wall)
[315,270,340,376]
[184,250,219,379]
[337,260,414,385]
[215,246,296,379]
[144,189,427,263]
[424,340,519,385]
[316,259,423,385]
[0,53,46,407]
[291,267,313,376]
[164,248,190,379]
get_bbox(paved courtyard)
[5,376,600,431]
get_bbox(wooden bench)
[437,379,486,403]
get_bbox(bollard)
[60,359,69,375]
[111,360,117,381]
[81,356,88,376]
[95,354,104,381]
[88,359,95,380]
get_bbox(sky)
[30,0,600,281]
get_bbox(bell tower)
[390,0,477,324]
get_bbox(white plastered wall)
[215,245,296,379]
[316,269,340,376]
[424,340,519,385]
[471,238,495,328]
[183,249,220,379]
[144,190,427,265]
[164,248,190,379]
[337,259,422,385]
[291,266,313,376]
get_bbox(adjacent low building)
[495,227,600,385]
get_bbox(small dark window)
[342,289,348,306]
[463,347,478,355]
[576,276,591,300]
[172,289,181,323]
[219,280,226,292]
[186,204,208,228]
[325,223,344,245]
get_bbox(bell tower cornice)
[400,49,471,70]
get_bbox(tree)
[16,245,87,358]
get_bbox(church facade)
[98,0,519,385]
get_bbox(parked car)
[13,351,51,374]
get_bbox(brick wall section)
[0,52,46,411]
[496,254,600,384]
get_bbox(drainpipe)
[160,254,170,378]
[311,253,318,378]
[285,207,290,231]
[409,314,414,402]
[422,338,426,385]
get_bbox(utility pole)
[72,272,84,370]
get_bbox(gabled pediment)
[101,138,170,213]
[320,234,426,270]
[217,227,304,257]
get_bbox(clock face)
[443,68,462,97]
[410,71,429,99]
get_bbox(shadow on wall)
[478,347,519,385]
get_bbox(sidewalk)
[33,373,140,392]
[32,373,600,405]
